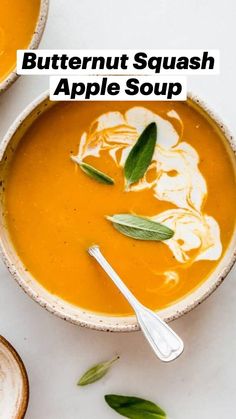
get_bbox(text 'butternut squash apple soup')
[3,100,236,316]
[0,0,41,84]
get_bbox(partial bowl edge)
[0,335,29,418]
[0,0,49,94]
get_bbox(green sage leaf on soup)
[104,394,167,419]
[106,214,174,241]
[124,122,157,186]
[77,356,119,386]
[71,156,115,185]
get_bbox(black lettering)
[106,56,120,70]
[51,54,60,70]
[167,83,182,99]
[176,56,189,70]
[91,56,105,70]
[120,54,129,70]
[201,51,214,70]
[163,56,176,70]
[85,83,100,99]
[100,77,107,95]
[53,78,70,96]
[140,82,153,95]
[68,56,81,69]
[71,82,85,99]
[189,56,201,69]
[125,78,139,95]
[133,52,147,70]
[38,56,50,70]
[154,83,167,96]
[107,82,120,95]
[59,54,69,70]
[81,56,92,69]
[22,52,37,69]
[148,57,162,74]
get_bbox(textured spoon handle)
[136,306,184,362]
[88,245,184,362]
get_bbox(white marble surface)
[0,1,236,418]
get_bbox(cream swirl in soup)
[76,106,222,268]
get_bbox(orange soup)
[4,101,236,315]
[0,0,40,83]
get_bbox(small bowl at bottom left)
[0,336,29,418]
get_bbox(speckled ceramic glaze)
[0,336,29,419]
[0,91,236,332]
[0,0,49,94]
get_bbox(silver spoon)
[88,245,184,362]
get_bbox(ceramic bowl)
[0,91,236,332]
[0,335,29,418]
[0,0,49,94]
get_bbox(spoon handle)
[88,245,184,362]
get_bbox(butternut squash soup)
[4,101,236,315]
[0,0,40,83]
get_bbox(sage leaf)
[124,122,157,186]
[106,214,174,241]
[105,394,167,419]
[77,356,119,386]
[71,156,114,185]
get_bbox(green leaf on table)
[77,356,119,386]
[105,394,167,419]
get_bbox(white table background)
[0,1,236,418]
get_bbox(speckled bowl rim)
[0,0,49,94]
[0,91,236,332]
[0,335,29,418]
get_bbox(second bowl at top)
[0,0,49,93]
